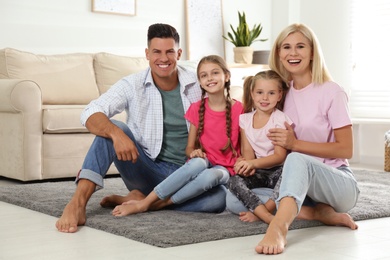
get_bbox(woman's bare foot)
[314,203,358,230]
[56,200,86,233]
[239,212,260,222]
[100,190,146,208]
[255,219,288,255]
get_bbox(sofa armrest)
[0,79,42,112]
[0,79,43,181]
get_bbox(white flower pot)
[233,46,254,64]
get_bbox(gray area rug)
[1,169,389,248]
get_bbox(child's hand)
[235,156,245,163]
[234,160,255,176]
[190,149,206,159]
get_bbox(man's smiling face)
[146,37,182,80]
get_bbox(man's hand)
[111,130,139,163]
[85,113,139,163]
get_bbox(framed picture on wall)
[185,0,225,60]
[92,0,136,16]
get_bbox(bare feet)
[100,190,146,208]
[56,179,95,233]
[255,220,288,255]
[112,200,148,217]
[313,203,358,230]
[239,212,260,222]
[56,200,86,233]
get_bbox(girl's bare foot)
[239,212,260,222]
[314,203,358,230]
[56,201,86,233]
[253,205,274,224]
[100,190,146,208]
[255,219,288,255]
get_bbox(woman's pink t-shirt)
[185,98,243,175]
[284,81,352,167]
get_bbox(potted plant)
[223,11,268,64]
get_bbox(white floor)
[1,163,390,260]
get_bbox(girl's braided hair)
[195,55,238,157]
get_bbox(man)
[56,23,226,233]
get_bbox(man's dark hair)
[147,23,180,46]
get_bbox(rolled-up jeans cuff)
[76,169,104,191]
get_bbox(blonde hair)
[242,70,288,113]
[268,23,332,85]
[196,55,237,157]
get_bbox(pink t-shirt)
[284,81,352,167]
[185,98,243,175]
[239,109,293,160]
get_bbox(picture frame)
[92,0,136,16]
[185,0,225,60]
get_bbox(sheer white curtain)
[350,0,390,119]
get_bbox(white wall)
[1,0,386,169]
[0,0,274,61]
[0,0,186,56]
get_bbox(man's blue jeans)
[77,120,226,213]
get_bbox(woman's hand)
[267,122,296,150]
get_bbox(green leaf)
[223,11,268,47]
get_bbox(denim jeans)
[154,157,230,204]
[77,120,226,213]
[226,187,274,215]
[277,152,360,213]
[226,152,360,214]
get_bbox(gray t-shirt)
[156,84,188,165]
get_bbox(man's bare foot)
[100,190,146,208]
[56,200,86,233]
[255,220,288,255]
[314,203,358,230]
[112,200,147,217]
[239,212,260,222]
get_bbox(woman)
[255,23,360,255]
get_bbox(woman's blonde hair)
[268,23,332,85]
[242,70,288,113]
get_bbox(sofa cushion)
[94,52,149,94]
[42,105,127,133]
[0,48,99,105]
[42,105,88,133]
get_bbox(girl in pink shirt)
[112,55,243,216]
[227,70,292,224]
[255,23,360,255]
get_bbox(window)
[350,0,390,119]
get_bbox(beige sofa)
[0,48,243,181]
